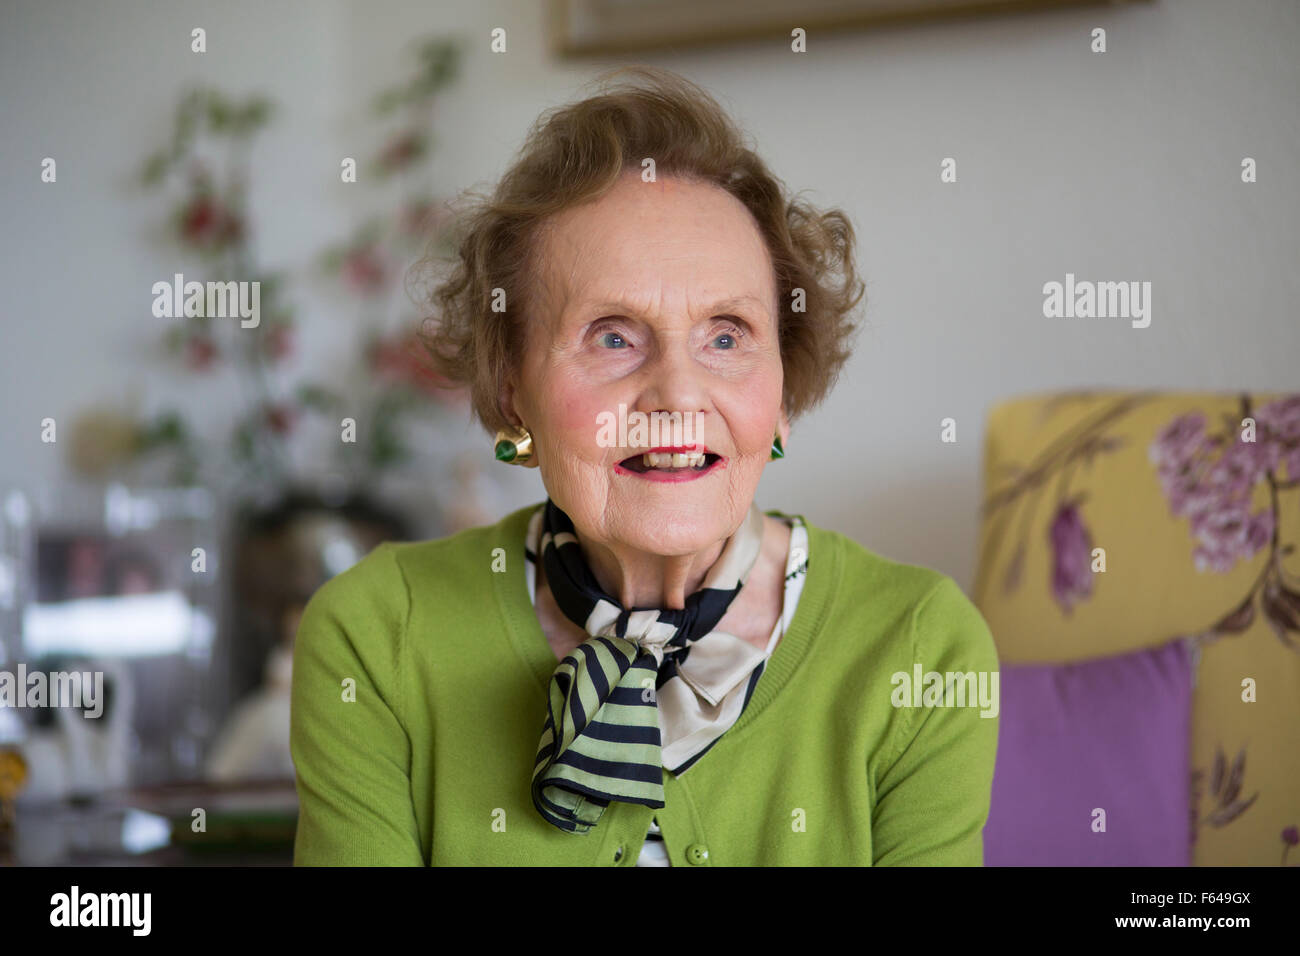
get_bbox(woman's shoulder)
[294,504,541,676]
[787,510,997,666]
[385,501,539,586]
[773,507,945,605]
[304,502,540,617]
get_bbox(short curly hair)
[413,66,865,438]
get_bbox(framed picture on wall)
[547,0,1135,56]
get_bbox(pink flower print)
[1049,500,1094,615]
[1256,395,1300,482]
[1188,503,1274,573]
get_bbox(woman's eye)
[594,323,742,350]
[713,325,744,349]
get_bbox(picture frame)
[547,0,1136,57]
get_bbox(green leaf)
[232,421,256,463]
[241,97,272,129]
[255,271,283,300]
[153,412,185,444]
[318,247,345,273]
[370,429,409,469]
[207,92,232,131]
[175,458,199,485]
[419,38,462,88]
[173,91,201,148]
[141,151,171,186]
[296,384,342,411]
[372,88,405,115]
[358,216,386,244]
[412,73,438,100]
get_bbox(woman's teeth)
[642,451,707,469]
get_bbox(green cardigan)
[290,501,1000,866]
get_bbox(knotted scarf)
[529,497,769,833]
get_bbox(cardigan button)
[613,845,625,863]
[685,843,710,865]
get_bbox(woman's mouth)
[614,448,723,482]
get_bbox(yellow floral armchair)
[973,390,1300,866]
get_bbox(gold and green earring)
[770,433,785,460]
[494,423,539,468]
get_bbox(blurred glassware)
[3,482,219,794]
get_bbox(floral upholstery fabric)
[973,390,1300,866]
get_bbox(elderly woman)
[290,67,998,866]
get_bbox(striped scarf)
[530,497,769,833]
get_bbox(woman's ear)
[777,408,791,449]
[499,378,520,428]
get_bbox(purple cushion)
[983,640,1192,866]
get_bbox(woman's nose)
[634,341,707,420]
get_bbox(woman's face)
[506,169,788,557]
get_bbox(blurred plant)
[70,37,468,499]
[307,36,469,478]
[68,409,200,483]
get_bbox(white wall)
[2,0,1297,591]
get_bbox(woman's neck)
[573,531,726,609]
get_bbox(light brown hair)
[413,66,865,437]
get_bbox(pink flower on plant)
[1049,499,1094,615]
[264,403,297,435]
[369,329,464,401]
[185,335,218,371]
[377,131,424,174]
[263,326,294,362]
[342,246,386,295]
[179,192,243,250]
[400,199,438,237]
